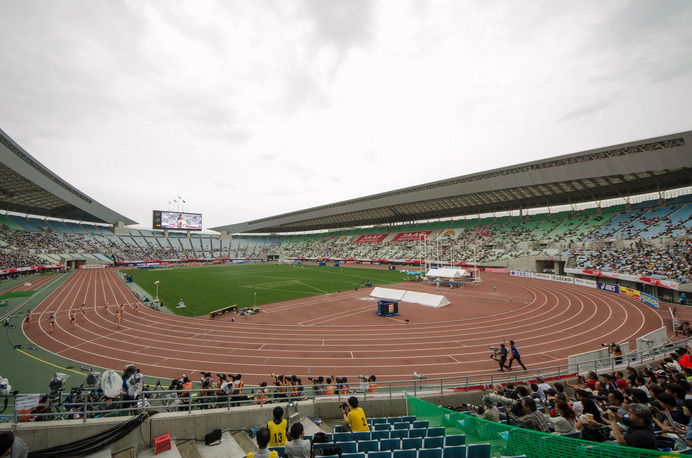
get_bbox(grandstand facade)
[1,128,692,302]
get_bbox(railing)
[3,336,690,424]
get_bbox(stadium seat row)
[270,445,491,458]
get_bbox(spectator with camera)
[546,400,577,435]
[503,397,550,432]
[342,396,369,432]
[606,402,657,449]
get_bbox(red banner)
[354,234,387,243]
[392,231,432,242]
[0,264,64,275]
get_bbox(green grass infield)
[129,263,408,317]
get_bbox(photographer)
[342,396,369,432]
[490,344,509,372]
[471,396,500,422]
[606,403,657,449]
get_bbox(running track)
[23,269,682,385]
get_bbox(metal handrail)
[4,336,689,424]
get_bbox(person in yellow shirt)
[342,396,369,432]
[268,406,288,446]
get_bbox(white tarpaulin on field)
[370,287,450,308]
[426,268,470,279]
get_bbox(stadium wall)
[0,393,482,453]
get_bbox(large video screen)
[153,211,203,231]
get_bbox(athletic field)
[128,263,408,316]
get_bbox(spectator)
[268,406,288,447]
[503,397,550,432]
[607,403,657,449]
[342,396,369,432]
[546,400,577,435]
[473,395,500,422]
[285,422,311,458]
[247,427,278,458]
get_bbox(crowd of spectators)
[470,348,692,450]
[571,244,692,283]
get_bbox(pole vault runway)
[23,269,675,385]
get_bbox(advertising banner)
[392,231,432,242]
[574,278,597,288]
[353,234,388,244]
[620,286,641,300]
[565,268,680,291]
[640,292,660,310]
[597,282,620,294]
[552,275,574,284]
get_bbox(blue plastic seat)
[375,424,393,431]
[401,438,423,450]
[342,453,365,458]
[467,443,491,458]
[423,437,443,449]
[444,435,465,447]
[412,420,429,429]
[390,430,409,439]
[402,415,416,423]
[393,450,416,458]
[426,427,444,437]
[357,440,379,454]
[442,446,467,458]
[371,418,388,425]
[372,430,390,441]
[408,429,427,439]
[379,439,401,452]
[352,431,371,442]
[394,422,411,430]
[418,448,442,458]
[336,441,358,454]
[335,432,352,442]
[368,452,392,458]
[387,417,403,424]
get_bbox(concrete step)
[197,431,246,458]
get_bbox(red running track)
[24,269,679,385]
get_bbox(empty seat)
[375,424,393,431]
[423,437,443,449]
[352,432,371,442]
[402,416,416,423]
[336,441,358,454]
[368,452,392,458]
[342,453,365,458]
[371,418,388,425]
[442,446,467,458]
[390,430,409,439]
[467,443,491,458]
[408,429,427,439]
[335,425,344,433]
[393,450,416,458]
[418,448,442,458]
[401,438,423,450]
[387,417,403,424]
[394,422,411,430]
[412,420,429,429]
[335,432,353,442]
[426,427,445,437]
[357,440,379,454]
[444,435,466,447]
[372,430,390,441]
[379,439,401,452]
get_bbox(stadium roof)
[212,130,692,234]
[0,128,137,225]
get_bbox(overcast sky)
[1,1,691,230]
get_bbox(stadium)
[2,126,692,458]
